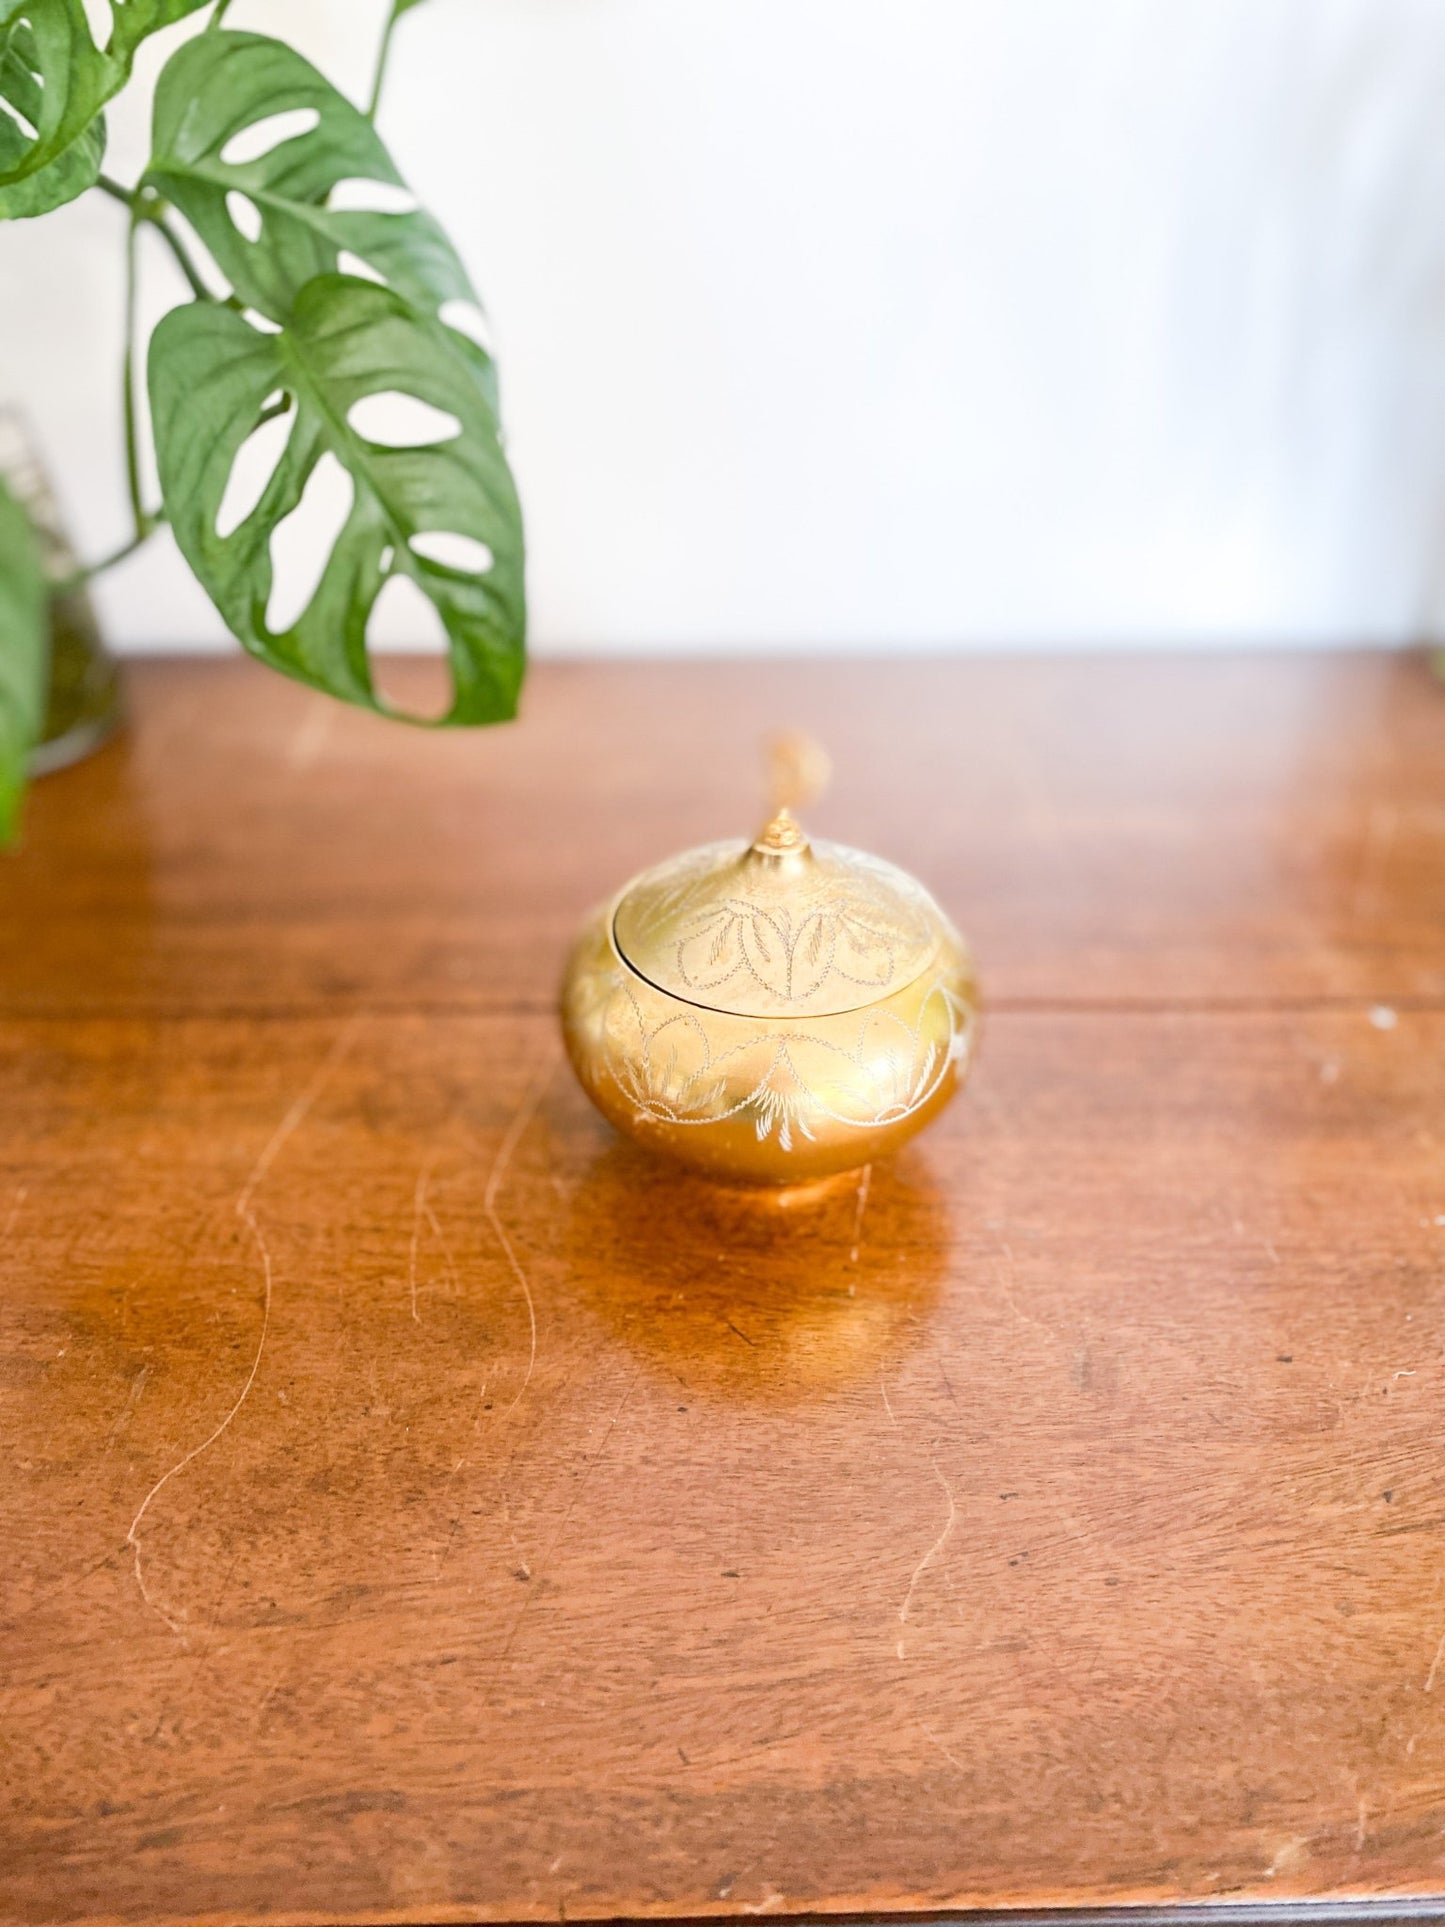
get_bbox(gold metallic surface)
[612,833,943,1021]
[560,812,978,1186]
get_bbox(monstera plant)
[0,0,525,839]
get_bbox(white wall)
[7,0,1445,654]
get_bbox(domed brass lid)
[612,814,945,1020]
[611,733,950,1021]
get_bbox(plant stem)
[52,515,168,598]
[122,213,146,541]
[368,4,399,121]
[144,206,211,302]
[75,177,174,596]
[96,171,212,302]
[209,0,234,24]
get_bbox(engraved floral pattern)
[614,840,940,1013]
[673,892,906,1006]
[598,964,974,1151]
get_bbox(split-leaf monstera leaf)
[150,278,525,725]
[0,0,210,216]
[144,31,488,358]
[0,2,526,848]
[145,29,524,724]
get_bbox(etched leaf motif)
[746,1057,819,1150]
[849,999,960,1122]
[836,912,894,988]
[619,1010,721,1120]
[790,908,835,1000]
[910,1042,940,1107]
[677,909,744,992]
[645,849,736,931]
[616,839,945,1018]
[741,909,787,994]
[593,953,971,1168]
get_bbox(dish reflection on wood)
[559,1141,949,1400]
[560,804,979,1185]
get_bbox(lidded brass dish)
[560,739,978,1186]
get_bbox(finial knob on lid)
[749,729,831,857]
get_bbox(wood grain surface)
[3,652,1445,1927]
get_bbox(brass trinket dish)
[560,740,978,1185]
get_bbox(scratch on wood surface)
[990,1240,1054,1340]
[880,1371,900,1432]
[741,1892,785,1915]
[408,1154,440,1324]
[881,1370,958,1659]
[422,1195,460,1298]
[429,1374,489,1583]
[2,1183,27,1240]
[1424,1625,1445,1692]
[236,1014,359,1218]
[922,1724,969,1773]
[252,1669,289,1729]
[104,1365,151,1453]
[124,1022,352,1639]
[430,1059,556,1584]
[849,1163,872,1266]
[500,1490,532,1581]
[484,1051,557,1420]
[5,1542,128,1630]
[1264,1835,1312,1878]
[896,1461,957,1658]
[495,1367,637,1664]
[126,1207,273,1641]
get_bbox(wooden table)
[4,651,1445,1927]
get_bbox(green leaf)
[0,476,48,844]
[0,0,207,199]
[108,0,213,61]
[149,275,525,726]
[145,31,487,343]
[0,6,107,191]
[0,107,103,217]
[0,21,104,215]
